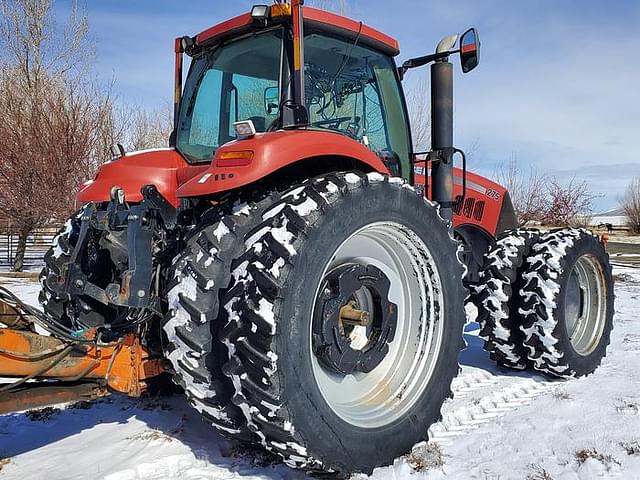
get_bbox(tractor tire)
[39,207,130,329]
[219,172,466,475]
[39,211,82,324]
[519,228,614,378]
[162,192,280,438]
[474,230,539,370]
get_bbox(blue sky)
[57,0,639,210]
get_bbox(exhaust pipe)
[430,59,455,225]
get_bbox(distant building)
[590,208,628,228]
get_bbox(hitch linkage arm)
[60,185,176,310]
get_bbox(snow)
[2,268,640,479]
[213,222,231,242]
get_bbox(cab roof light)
[251,5,270,25]
[233,120,257,139]
[216,150,254,167]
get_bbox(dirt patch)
[25,406,60,422]
[406,442,444,472]
[67,400,95,410]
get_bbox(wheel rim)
[310,222,445,428]
[564,254,608,356]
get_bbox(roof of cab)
[195,6,400,56]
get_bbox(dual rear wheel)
[474,228,614,378]
[163,172,467,475]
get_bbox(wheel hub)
[313,263,398,375]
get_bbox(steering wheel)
[311,116,352,129]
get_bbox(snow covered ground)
[1,267,639,480]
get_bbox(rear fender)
[176,130,389,198]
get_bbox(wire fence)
[0,227,60,272]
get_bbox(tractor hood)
[76,148,205,208]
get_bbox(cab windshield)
[304,32,412,178]
[176,29,283,163]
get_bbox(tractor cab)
[174,5,413,179]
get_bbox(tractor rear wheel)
[162,192,280,438]
[519,229,614,378]
[218,172,466,475]
[474,230,539,370]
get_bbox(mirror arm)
[398,50,454,80]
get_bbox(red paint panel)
[176,130,389,198]
[196,13,253,45]
[195,7,400,55]
[304,7,400,55]
[414,165,507,236]
[76,149,193,207]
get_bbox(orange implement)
[0,329,164,396]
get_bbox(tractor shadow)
[0,393,308,479]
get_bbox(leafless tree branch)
[621,177,640,233]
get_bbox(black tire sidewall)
[553,234,614,375]
[274,181,464,470]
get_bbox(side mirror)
[264,86,279,115]
[460,28,480,73]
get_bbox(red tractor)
[0,2,614,476]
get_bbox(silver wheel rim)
[564,254,608,356]
[310,222,445,428]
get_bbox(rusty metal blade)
[0,382,108,415]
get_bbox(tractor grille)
[454,196,485,222]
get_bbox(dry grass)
[0,458,10,472]
[613,273,640,285]
[575,448,620,469]
[620,441,640,456]
[526,464,554,480]
[615,399,640,415]
[127,430,174,443]
[407,442,444,472]
[552,389,573,401]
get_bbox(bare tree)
[0,0,104,271]
[127,104,173,151]
[309,0,347,14]
[542,177,597,227]
[406,75,430,153]
[495,155,547,227]
[0,0,93,89]
[621,177,640,233]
